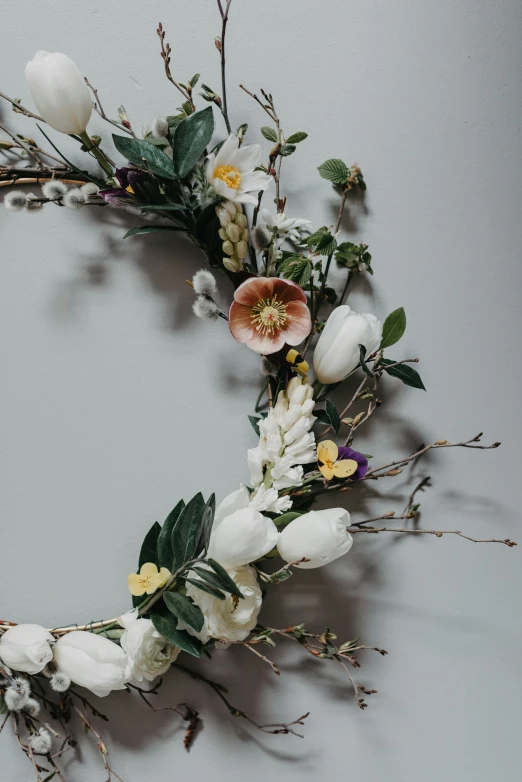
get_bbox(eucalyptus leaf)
[157,500,185,570]
[173,106,215,179]
[164,591,204,632]
[358,344,373,376]
[191,566,243,600]
[140,203,188,212]
[138,522,161,569]
[123,225,187,239]
[325,400,341,434]
[112,134,176,179]
[207,558,244,599]
[197,493,216,554]
[380,307,407,350]
[151,611,202,657]
[186,578,225,600]
[381,359,426,390]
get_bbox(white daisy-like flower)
[261,208,311,244]
[206,135,272,205]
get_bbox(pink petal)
[282,301,312,345]
[229,302,255,343]
[233,277,275,306]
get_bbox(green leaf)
[286,132,308,144]
[280,144,296,156]
[191,566,242,600]
[37,125,104,187]
[157,500,185,570]
[123,225,187,239]
[197,493,216,554]
[380,307,407,350]
[151,611,202,657]
[190,73,201,88]
[381,359,426,390]
[207,559,244,599]
[248,415,262,436]
[325,400,341,434]
[273,511,303,529]
[173,106,215,179]
[278,254,313,287]
[261,126,278,142]
[186,578,225,600]
[140,203,188,212]
[138,521,161,569]
[358,344,373,376]
[171,493,205,571]
[164,591,204,632]
[112,134,176,179]
[307,227,337,256]
[318,158,349,185]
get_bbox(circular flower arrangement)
[0,3,516,779]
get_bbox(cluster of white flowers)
[3,180,99,212]
[216,201,249,272]
[248,376,317,513]
[255,207,311,263]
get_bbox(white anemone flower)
[206,135,272,205]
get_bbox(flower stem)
[79,131,113,179]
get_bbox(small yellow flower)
[127,563,171,597]
[318,440,358,481]
[286,348,309,378]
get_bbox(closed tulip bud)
[25,51,92,135]
[53,631,127,698]
[313,305,382,385]
[277,508,353,569]
[208,492,279,569]
[0,624,54,674]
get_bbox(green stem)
[255,380,269,412]
[79,131,113,179]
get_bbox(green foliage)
[248,415,262,436]
[380,359,426,390]
[207,559,244,599]
[335,241,373,275]
[280,144,296,156]
[140,203,188,212]
[123,225,187,239]
[171,493,206,571]
[157,500,185,570]
[273,511,303,528]
[315,400,341,434]
[112,134,176,179]
[138,522,161,569]
[286,132,308,144]
[307,227,337,256]
[318,158,349,185]
[172,106,215,179]
[164,591,204,633]
[151,610,202,657]
[186,578,225,600]
[191,564,243,600]
[261,126,278,142]
[197,493,216,555]
[380,307,407,349]
[278,253,313,286]
[358,345,373,376]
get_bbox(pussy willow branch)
[217,0,232,134]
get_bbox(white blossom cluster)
[248,376,317,514]
[255,207,311,264]
[216,201,249,272]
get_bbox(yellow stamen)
[213,164,242,190]
[125,184,135,194]
[251,296,287,335]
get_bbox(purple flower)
[337,446,368,481]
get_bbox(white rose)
[25,51,92,134]
[53,631,127,698]
[120,610,180,683]
[181,565,262,643]
[313,305,382,385]
[0,624,54,674]
[208,506,279,569]
[277,508,353,569]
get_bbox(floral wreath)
[0,3,516,779]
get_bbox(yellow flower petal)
[286,348,299,364]
[139,562,159,579]
[333,459,359,479]
[128,573,145,597]
[319,463,335,481]
[145,577,160,595]
[158,567,172,587]
[318,440,338,464]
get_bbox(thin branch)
[350,526,516,546]
[85,78,136,138]
[0,90,43,121]
[157,23,196,111]
[242,641,280,675]
[217,0,232,133]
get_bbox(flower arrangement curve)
[0,2,516,779]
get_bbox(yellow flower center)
[251,296,287,335]
[125,184,135,194]
[138,575,154,590]
[213,164,242,190]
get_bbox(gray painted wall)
[1,1,520,779]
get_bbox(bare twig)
[349,526,517,546]
[0,90,43,121]
[242,641,280,675]
[216,0,232,133]
[85,78,136,138]
[157,23,196,111]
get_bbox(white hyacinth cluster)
[216,201,249,273]
[248,376,317,513]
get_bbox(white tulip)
[120,610,180,683]
[313,305,382,385]
[213,485,251,527]
[277,508,353,569]
[25,51,92,134]
[0,624,54,674]
[181,565,262,643]
[53,631,127,698]
[208,506,279,569]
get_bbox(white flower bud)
[235,213,247,229]
[81,181,100,196]
[216,206,231,226]
[151,116,169,138]
[30,728,52,755]
[218,227,227,240]
[192,269,217,297]
[223,256,241,273]
[277,508,353,569]
[222,239,234,256]
[313,305,382,384]
[63,188,87,210]
[208,506,279,569]
[226,223,241,243]
[236,240,248,260]
[4,190,28,211]
[0,624,54,673]
[223,200,237,218]
[42,180,67,200]
[50,672,71,692]
[193,296,221,320]
[25,52,92,135]
[25,698,41,717]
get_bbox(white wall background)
[1,1,521,779]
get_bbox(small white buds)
[151,116,169,138]
[192,269,218,298]
[4,190,28,211]
[193,296,222,321]
[30,727,52,755]
[81,181,100,197]
[216,201,249,273]
[63,188,87,210]
[42,180,68,200]
[50,671,71,692]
